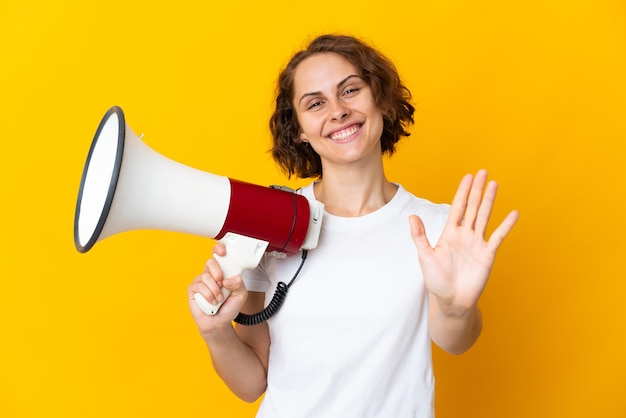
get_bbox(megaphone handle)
[194,233,269,315]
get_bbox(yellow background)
[1,0,625,417]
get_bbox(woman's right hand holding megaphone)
[188,243,249,332]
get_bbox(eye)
[307,100,324,110]
[343,87,360,96]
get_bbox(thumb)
[218,275,249,316]
[409,215,432,255]
[223,275,247,296]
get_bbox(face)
[292,52,385,171]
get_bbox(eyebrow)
[298,74,363,105]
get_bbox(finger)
[198,272,225,305]
[213,242,227,257]
[188,280,207,301]
[188,279,217,316]
[474,180,498,236]
[486,210,519,252]
[215,275,249,318]
[446,173,474,228]
[205,257,225,283]
[409,215,434,256]
[203,244,227,272]
[463,169,489,229]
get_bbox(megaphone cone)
[74,106,232,252]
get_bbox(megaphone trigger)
[194,233,269,315]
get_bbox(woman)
[188,34,518,417]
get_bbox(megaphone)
[74,106,323,317]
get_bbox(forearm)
[428,296,483,355]
[202,324,268,402]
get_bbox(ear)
[299,132,309,143]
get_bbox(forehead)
[293,52,360,94]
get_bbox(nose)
[329,99,349,121]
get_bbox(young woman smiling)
[188,34,519,418]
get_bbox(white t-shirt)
[243,183,449,418]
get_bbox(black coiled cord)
[234,249,308,326]
[234,282,289,326]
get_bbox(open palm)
[410,170,519,311]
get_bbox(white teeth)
[330,125,359,140]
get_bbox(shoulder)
[396,184,449,218]
[394,184,449,243]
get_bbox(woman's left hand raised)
[409,169,519,314]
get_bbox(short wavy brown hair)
[270,34,415,179]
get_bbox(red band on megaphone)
[215,179,311,255]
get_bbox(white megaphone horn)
[74,106,323,318]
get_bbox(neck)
[313,159,397,217]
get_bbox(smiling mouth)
[329,124,361,141]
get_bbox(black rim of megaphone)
[74,106,125,253]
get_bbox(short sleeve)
[242,254,271,292]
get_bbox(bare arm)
[410,170,518,354]
[427,293,483,355]
[188,245,270,402]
